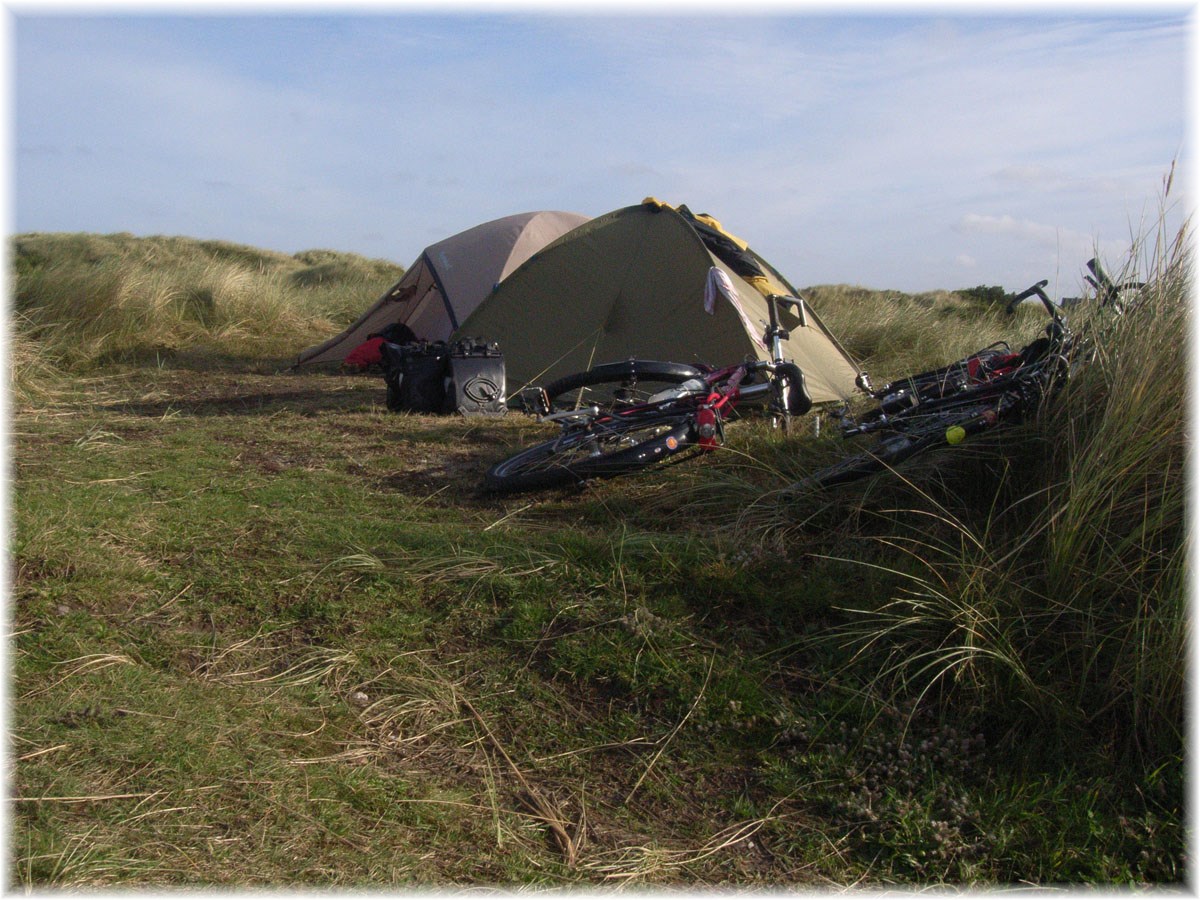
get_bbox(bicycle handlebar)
[1006,279,1050,314]
[1007,258,1135,318]
[1087,257,1144,309]
[768,294,809,328]
[770,294,805,310]
[1087,258,1111,290]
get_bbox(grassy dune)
[10,232,404,398]
[9,229,1186,887]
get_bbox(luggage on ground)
[382,340,451,413]
[446,338,507,417]
[381,338,506,417]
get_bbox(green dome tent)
[453,199,862,403]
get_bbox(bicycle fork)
[694,405,723,450]
[695,366,749,450]
[763,295,814,435]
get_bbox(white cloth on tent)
[705,266,767,349]
[703,266,737,315]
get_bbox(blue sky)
[11,9,1191,294]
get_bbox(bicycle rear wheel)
[484,411,697,493]
[543,359,707,412]
[803,431,945,489]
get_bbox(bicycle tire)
[804,430,946,489]
[543,359,707,412]
[484,411,696,493]
[803,392,1021,490]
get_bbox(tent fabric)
[295,210,590,368]
[452,200,862,403]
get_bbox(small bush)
[954,284,1011,307]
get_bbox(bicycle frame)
[540,292,814,433]
[553,360,750,440]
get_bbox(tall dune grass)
[10,319,68,409]
[655,219,1187,780]
[10,232,404,378]
[805,285,1033,383]
[1029,230,1188,764]
[799,230,1188,770]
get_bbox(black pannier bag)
[446,338,507,417]
[381,340,451,413]
[381,338,507,416]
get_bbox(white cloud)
[13,13,1190,291]
[956,212,1139,261]
[957,214,1075,247]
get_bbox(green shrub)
[953,284,1011,307]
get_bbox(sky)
[9,7,1192,294]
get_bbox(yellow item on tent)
[693,213,749,250]
[744,274,773,297]
[643,197,750,251]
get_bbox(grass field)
[9,230,1187,887]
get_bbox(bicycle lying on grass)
[795,258,1142,491]
[484,293,816,493]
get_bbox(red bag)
[343,336,387,371]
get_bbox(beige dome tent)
[295,209,590,368]
[453,199,862,403]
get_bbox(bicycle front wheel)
[543,359,707,412]
[484,412,697,493]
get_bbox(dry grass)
[11,232,404,371]
[804,284,1029,382]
